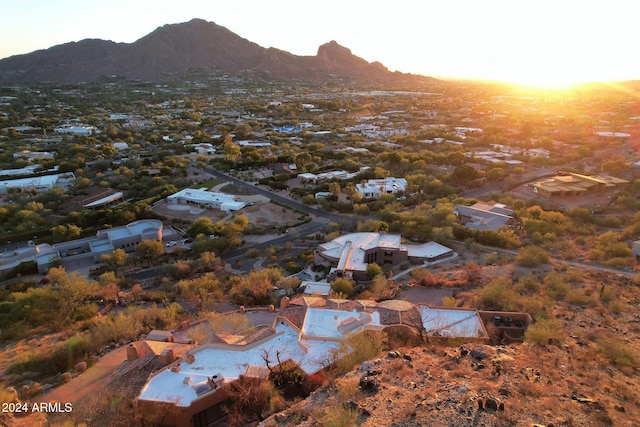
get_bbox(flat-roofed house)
[454,202,515,231]
[355,177,407,200]
[532,172,629,197]
[314,232,453,282]
[167,189,248,213]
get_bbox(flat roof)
[168,188,247,210]
[301,281,332,296]
[0,174,60,187]
[83,191,123,208]
[138,322,339,406]
[99,219,162,241]
[407,242,453,259]
[420,306,486,338]
[319,232,453,272]
[302,308,381,340]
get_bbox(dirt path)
[38,345,129,404]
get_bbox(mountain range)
[0,18,424,84]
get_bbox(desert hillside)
[263,268,640,427]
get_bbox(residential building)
[167,188,248,213]
[134,297,519,426]
[0,165,43,177]
[355,177,407,199]
[12,150,55,161]
[236,140,272,147]
[454,202,515,231]
[54,124,98,136]
[0,219,164,275]
[193,143,216,155]
[532,172,629,197]
[314,232,454,282]
[0,172,75,195]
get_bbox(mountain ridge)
[0,18,426,84]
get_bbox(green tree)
[294,152,312,172]
[366,263,383,280]
[330,277,355,298]
[451,165,479,184]
[51,224,82,242]
[135,240,164,267]
[328,182,341,198]
[223,138,241,162]
[187,217,217,237]
[100,248,128,276]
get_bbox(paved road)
[204,167,356,226]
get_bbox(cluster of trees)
[187,214,249,253]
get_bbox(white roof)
[98,219,162,241]
[138,321,339,406]
[301,281,332,296]
[420,306,486,338]
[168,188,247,211]
[319,232,403,272]
[0,174,60,188]
[302,308,381,339]
[407,242,453,259]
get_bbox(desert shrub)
[542,272,570,300]
[334,377,360,403]
[607,299,632,314]
[131,303,182,330]
[314,405,358,427]
[565,289,595,307]
[517,380,545,397]
[91,312,143,344]
[0,388,16,404]
[517,294,550,320]
[7,333,95,378]
[515,274,541,295]
[441,296,457,307]
[226,378,282,425]
[475,276,517,311]
[73,302,99,322]
[605,257,633,269]
[245,248,261,258]
[268,359,309,399]
[330,277,355,298]
[48,390,136,427]
[597,336,637,369]
[483,252,499,265]
[525,318,566,346]
[331,330,386,376]
[515,246,551,267]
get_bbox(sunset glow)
[0,0,637,86]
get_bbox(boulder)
[470,349,488,360]
[484,397,499,412]
[359,375,380,393]
[74,361,87,374]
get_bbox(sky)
[1,0,638,88]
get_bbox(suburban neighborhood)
[1,46,640,427]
